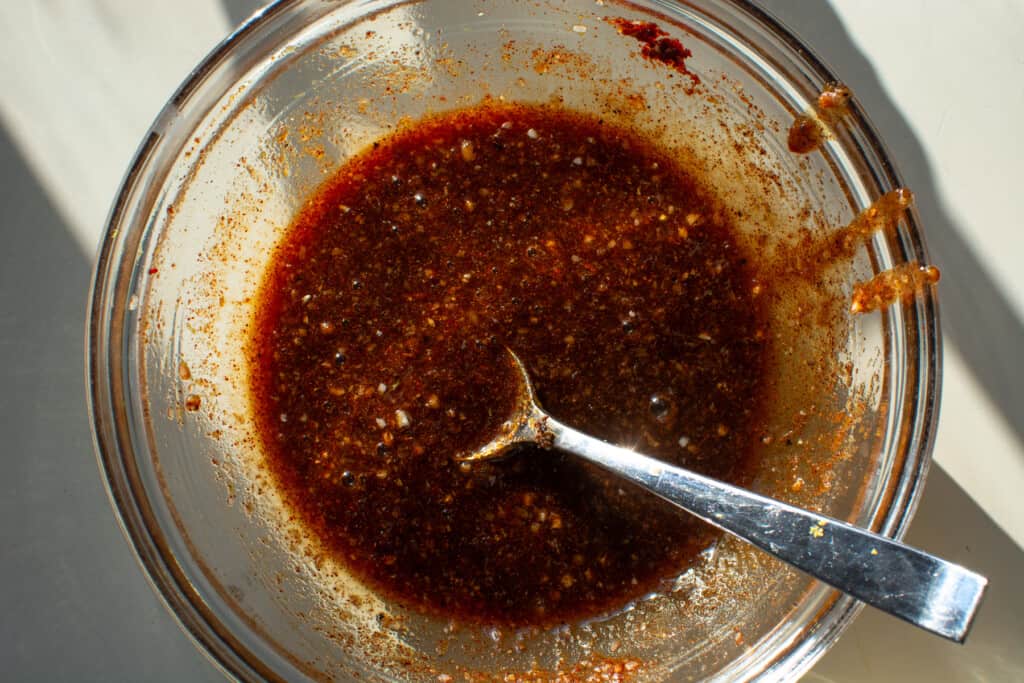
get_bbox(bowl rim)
[86,1,941,680]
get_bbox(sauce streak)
[775,188,915,284]
[852,263,940,314]
[251,103,770,626]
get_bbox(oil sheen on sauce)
[250,103,771,627]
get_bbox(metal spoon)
[458,349,987,642]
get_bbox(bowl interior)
[90,1,936,681]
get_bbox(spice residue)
[606,18,700,90]
[776,188,914,285]
[501,656,642,683]
[833,188,913,252]
[787,83,852,154]
[769,188,931,320]
[851,263,940,314]
[249,103,771,627]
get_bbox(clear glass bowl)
[88,1,940,680]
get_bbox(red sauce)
[607,18,700,90]
[250,103,770,626]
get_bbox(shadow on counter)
[0,122,219,681]
[807,467,1024,682]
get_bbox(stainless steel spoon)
[458,349,987,643]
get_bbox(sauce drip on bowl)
[250,103,771,626]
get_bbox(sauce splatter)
[250,103,771,627]
[606,18,700,90]
[787,83,852,154]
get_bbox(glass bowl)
[87,1,940,680]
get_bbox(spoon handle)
[548,415,987,643]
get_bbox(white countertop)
[1,1,1021,680]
